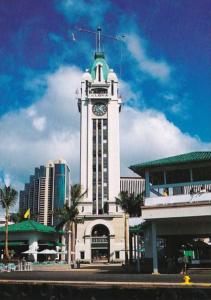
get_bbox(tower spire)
[96,27,101,52]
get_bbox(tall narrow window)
[98,65,101,82]
[85,80,88,96]
[111,80,114,95]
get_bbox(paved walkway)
[1,263,211,288]
[32,262,124,272]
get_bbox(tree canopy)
[116,191,143,217]
[54,184,86,230]
[0,185,18,210]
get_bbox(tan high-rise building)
[19,159,70,226]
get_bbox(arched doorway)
[91,224,110,262]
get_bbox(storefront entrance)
[91,224,110,262]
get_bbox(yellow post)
[183,275,191,285]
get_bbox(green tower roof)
[90,52,109,81]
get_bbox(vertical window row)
[103,119,108,208]
[93,120,97,214]
[98,120,102,214]
[93,119,109,215]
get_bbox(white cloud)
[26,107,46,131]
[56,0,110,27]
[0,65,210,203]
[119,80,143,107]
[163,93,176,101]
[120,106,211,176]
[0,65,82,192]
[126,34,171,82]
[4,174,11,187]
[27,107,36,117]
[32,116,46,131]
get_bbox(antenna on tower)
[76,26,126,77]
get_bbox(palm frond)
[116,191,143,217]
[54,183,84,229]
[0,185,18,209]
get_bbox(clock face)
[92,103,107,116]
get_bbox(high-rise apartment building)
[19,159,71,226]
[120,177,145,196]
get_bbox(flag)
[24,208,30,219]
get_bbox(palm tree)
[54,184,86,264]
[116,191,143,263]
[0,185,18,261]
[10,212,24,223]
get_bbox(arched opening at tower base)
[91,224,110,262]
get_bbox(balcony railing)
[89,92,109,98]
[91,237,108,244]
[145,191,211,207]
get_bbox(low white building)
[130,151,211,273]
[0,220,63,262]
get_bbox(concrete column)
[133,234,137,260]
[61,235,66,261]
[152,222,158,274]
[132,235,135,261]
[72,222,75,262]
[68,230,71,264]
[137,234,140,273]
[129,232,133,263]
[85,236,91,262]
[109,236,115,262]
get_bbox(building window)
[81,206,84,212]
[115,251,120,259]
[103,143,108,152]
[111,80,114,95]
[85,80,88,96]
[80,251,85,260]
[104,158,108,168]
[104,202,109,214]
[98,65,101,81]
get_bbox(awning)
[22,249,37,254]
[38,242,65,247]
[39,242,54,246]
[0,241,27,246]
[38,249,58,254]
[56,242,65,247]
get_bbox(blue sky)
[0,0,211,192]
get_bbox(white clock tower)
[75,29,127,262]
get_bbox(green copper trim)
[91,52,109,81]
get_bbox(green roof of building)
[130,151,211,175]
[90,52,109,81]
[0,220,58,234]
